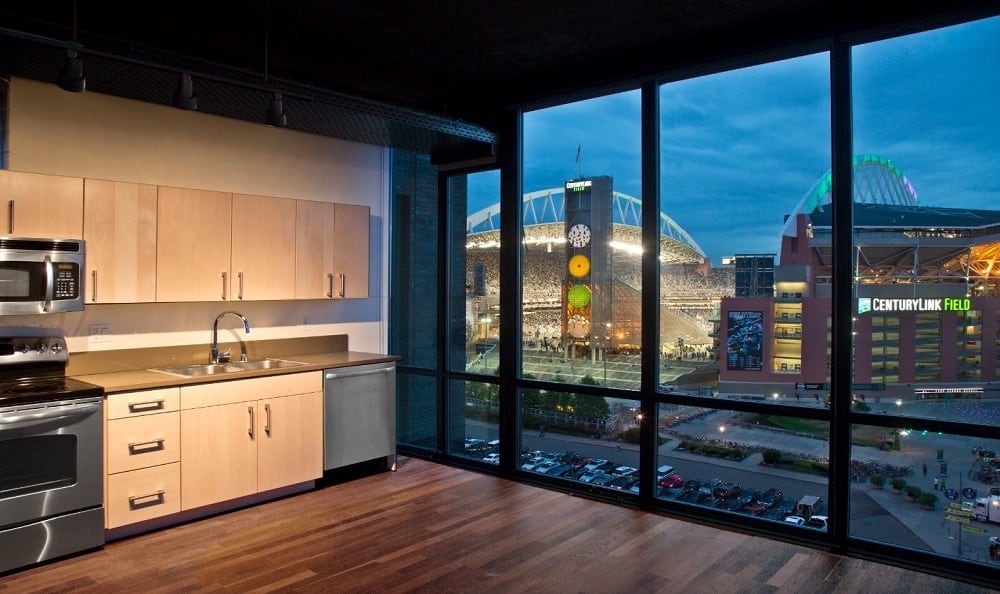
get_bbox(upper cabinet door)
[332,204,370,299]
[231,193,296,301]
[156,186,232,302]
[83,179,158,303]
[294,200,336,299]
[0,170,84,239]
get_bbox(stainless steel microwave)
[0,237,85,314]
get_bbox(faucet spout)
[211,310,251,363]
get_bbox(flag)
[575,144,581,163]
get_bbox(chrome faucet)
[211,310,251,364]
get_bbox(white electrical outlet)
[89,324,112,344]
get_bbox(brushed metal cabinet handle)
[127,399,165,412]
[128,490,166,507]
[264,403,271,434]
[127,438,166,452]
[221,272,227,300]
[238,271,244,300]
[7,200,13,234]
[248,405,254,438]
[91,269,98,302]
[327,273,334,298]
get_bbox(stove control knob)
[16,343,30,354]
[50,342,64,354]
[35,343,48,354]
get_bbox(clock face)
[568,254,591,278]
[567,223,591,248]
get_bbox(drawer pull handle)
[264,403,271,434]
[128,490,166,508]
[127,399,165,412]
[128,438,166,452]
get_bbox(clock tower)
[562,176,613,354]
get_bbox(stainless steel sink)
[149,358,307,377]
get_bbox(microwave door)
[42,255,53,313]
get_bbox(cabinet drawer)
[180,371,322,409]
[107,388,180,419]
[106,463,181,528]
[107,412,180,473]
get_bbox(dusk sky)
[469,15,998,265]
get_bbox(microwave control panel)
[53,264,79,299]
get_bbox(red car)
[659,472,684,489]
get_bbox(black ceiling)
[0,1,997,157]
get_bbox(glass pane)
[456,169,501,375]
[659,53,831,406]
[390,151,439,369]
[656,403,829,527]
[448,379,500,463]
[518,387,636,492]
[522,91,642,389]
[851,423,1000,565]
[851,17,1000,424]
[395,373,437,450]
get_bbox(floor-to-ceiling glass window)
[655,54,834,528]
[518,91,642,490]
[449,169,502,462]
[849,16,1000,566]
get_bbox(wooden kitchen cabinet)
[0,169,84,238]
[332,203,370,298]
[155,186,232,302]
[105,388,182,529]
[83,179,158,303]
[294,199,336,299]
[180,372,322,511]
[231,193,296,300]
[295,200,369,299]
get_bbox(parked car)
[546,464,573,477]
[784,515,806,526]
[758,487,783,509]
[737,488,761,507]
[656,464,675,480]
[482,453,500,464]
[660,472,684,489]
[583,458,609,472]
[534,461,558,474]
[613,465,638,477]
[608,475,638,490]
[713,482,743,500]
[805,515,829,530]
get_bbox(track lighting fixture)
[267,92,287,127]
[57,48,86,93]
[173,73,198,110]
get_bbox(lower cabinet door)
[181,402,257,510]
[106,463,181,528]
[257,392,323,492]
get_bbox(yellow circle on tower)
[568,254,591,278]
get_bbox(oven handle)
[0,401,102,428]
[42,255,55,313]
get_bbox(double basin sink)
[149,358,307,378]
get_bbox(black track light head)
[173,73,198,110]
[267,92,287,127]
[57,49,86,93]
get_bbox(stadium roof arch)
[781,154,919,238]
[467,188,706,262]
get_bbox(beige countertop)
[68,335,399,394]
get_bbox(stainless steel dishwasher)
[323,362,396,471]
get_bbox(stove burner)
[0,376,103,408]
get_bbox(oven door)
[0,397,103,529]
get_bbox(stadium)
[719,154,1000,399]
[464,178,731,388]
[464,155,1000,398]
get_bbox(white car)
[482,453,500,465]
[805,515,829,530]
[784,515,806,526]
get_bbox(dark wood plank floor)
[1,457,996,593]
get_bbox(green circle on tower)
[567,284,591,308]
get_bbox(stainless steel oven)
[0,238,86,315]
[0,335,104,574]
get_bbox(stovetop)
[0,336,104,408]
